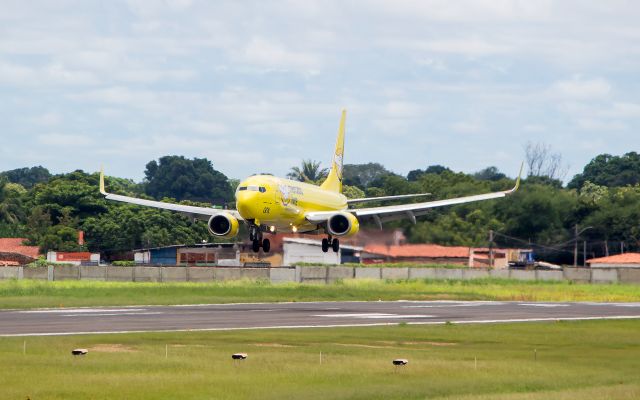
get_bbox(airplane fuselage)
[235,175,347,233]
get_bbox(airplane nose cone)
[236,191,258,219]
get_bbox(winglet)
[99,166,107,195]
[508,161,524,194]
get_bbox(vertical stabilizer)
[320,109,346,193]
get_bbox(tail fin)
[320,109,346,193]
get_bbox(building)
[134,243,240,266]
[362,244,471,266]
[361,243,532,269]
[46,251,101,266]
[587,253,640,268]
[0,238,40,266]
[282,237,363,265]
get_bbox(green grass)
[1,320,639,399]
[1,278,640,309]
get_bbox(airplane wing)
[306,163,523,227]
[346,193,431,204]
[99,169,242,221]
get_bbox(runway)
[2,300,640,337]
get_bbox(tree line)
[1,150,639,263]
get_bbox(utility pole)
[489,230,494,269]
[573,224,578,268]
[583,241,587,267]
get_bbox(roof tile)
[0,238,41,258]
[587,253,640,264]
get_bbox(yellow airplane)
[100,110,522,253]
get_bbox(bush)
[112,261,136,267]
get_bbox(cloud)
[37,133,94,146]
[1,0,640,182]
[552,77,611,100]
[239,37,322,72]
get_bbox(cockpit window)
[237,185,266,193]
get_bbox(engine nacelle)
[327,213,360,237]
[207,213,240,238]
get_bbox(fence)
[1,265,640,284]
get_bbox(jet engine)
[327,213,360,237]
[208,213,240,238]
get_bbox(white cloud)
[552,77,611,100]
[240,37,322,72]
[37,133,94,146]
[1,0,640,181]
[600,102,640,118]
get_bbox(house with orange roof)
[361,243,533,268]
[0,238,40,266]
[587,253,640,268]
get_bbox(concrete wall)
[355,267,381,279]
[591,268,619,284]
[187,267,215,282]
[0,266,20,279]
[563,268,591,283]
[270,268,296,284]
[80,266,106,281]
[53,265,80,281]
[23,267,48,280]
[3,265,640,284]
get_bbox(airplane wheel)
[321,238,329,253]
[262,238,271,253]
[332,238,340,253]
[252,239,261,253]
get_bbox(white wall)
[283,242,340,266]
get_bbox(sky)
[1,0,639,182]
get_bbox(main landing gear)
[250,225,270,253]
[321,236,340,253]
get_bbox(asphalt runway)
[2,300,640,337]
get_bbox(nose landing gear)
[321,236,340,253]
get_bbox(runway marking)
[315,313,434,319]
[61,312,164,317]
[2,315,639,337]
[519,303,569,307]
[403,303,504,308]
[16,308,148,314]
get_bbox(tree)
[287,160,328,183]
[568,152,640,189]
[473,166,506,181]
[525,142,568,182]
[343,163,393,188]
[0,177,25,225]
[407,165,452,181]
[342,185,365,200]
[144,156,233,204]
[0,166,51,189]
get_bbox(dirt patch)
[332,343,395,349]
[252,343,296,348]
[402,341,457,346]
[89,344,138,353]
[377,340,457,346]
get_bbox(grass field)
[1,320,639,399]
[1,278,640,309]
